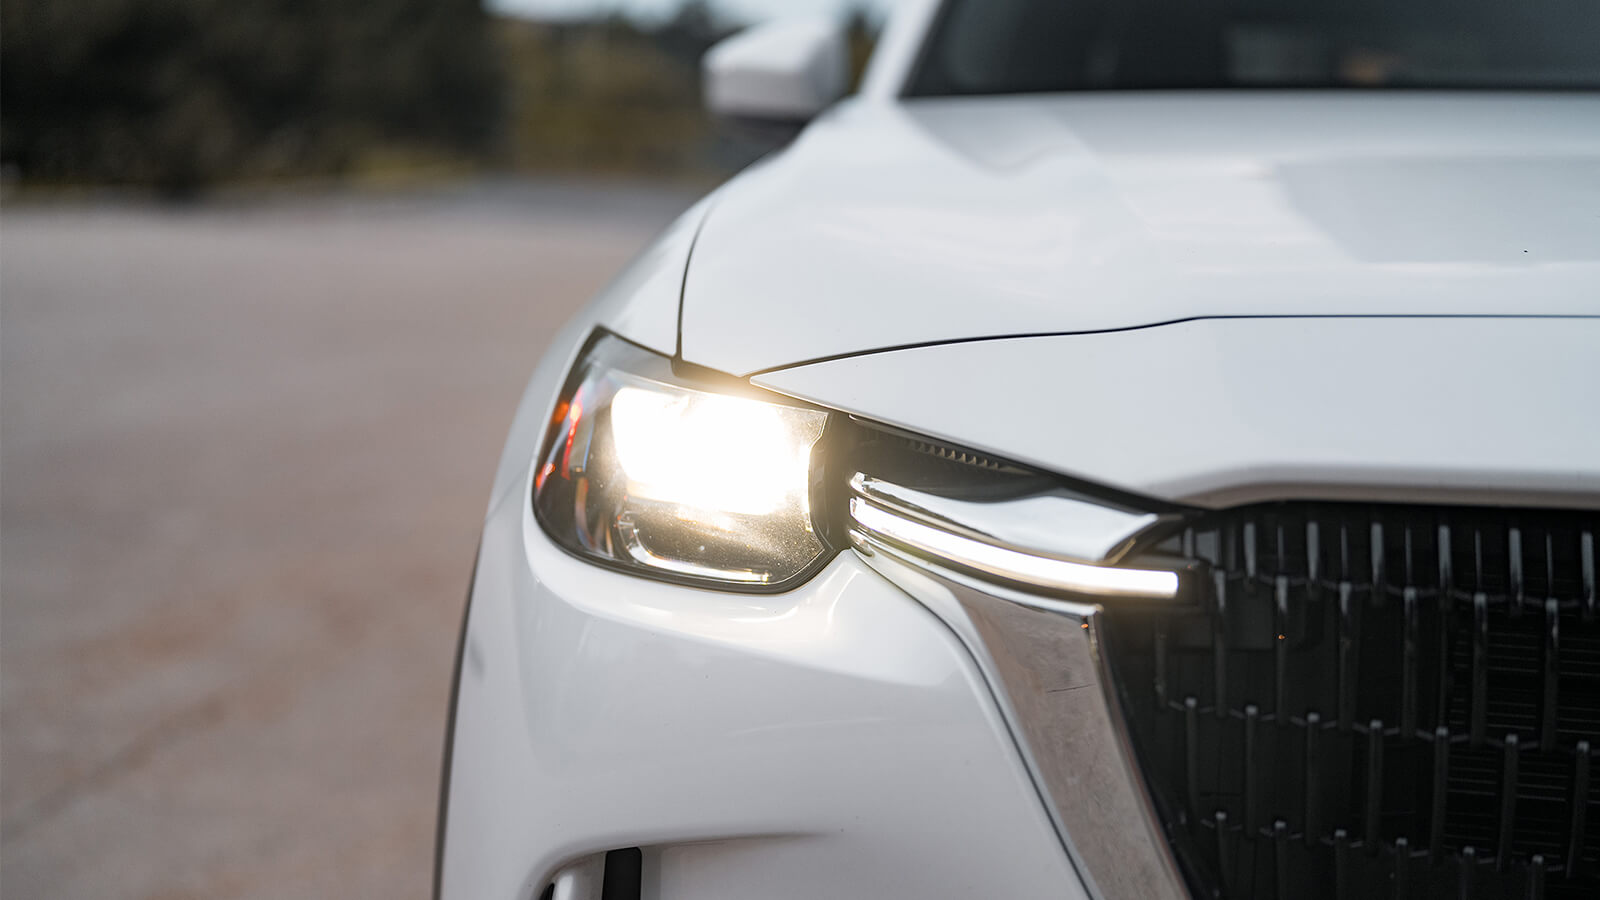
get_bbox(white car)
[437,2,1600,899]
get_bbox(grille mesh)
[1103,502,1599,899]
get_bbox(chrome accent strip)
[848,495,1179,599]
[850,472,1164,565]
[853,531,1189,900]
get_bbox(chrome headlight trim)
[850,472,1165,564]
[846,474,1181,600]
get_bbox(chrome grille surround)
[846,473,1190,900]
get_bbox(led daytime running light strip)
[848,496,1180,600]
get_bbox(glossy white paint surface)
[458,20,1600,895]
[440,327,1083,900]
[756,316,1600,509]
[588,193,716,355]
[704,19,848,123]
[682,93,1600,375]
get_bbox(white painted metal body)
[442,3,1600,896]
[756,317,1600,511]
[682,93,1600,375]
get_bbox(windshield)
[908,0,1600,95]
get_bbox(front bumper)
[437,475,1085,899]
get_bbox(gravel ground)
[0,179,703,899]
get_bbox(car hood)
[680,92,1600,375]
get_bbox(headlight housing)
[534,334,833,589]
[535,330,1189,596]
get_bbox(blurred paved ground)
[0,179,703,899]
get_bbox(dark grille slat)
[1404,588,1421,737]
[1440,525,1454,595]
[1212,572,1228,720]
[1431,728,1451,861]
[1373,523,1388,604]
[1501,736,1521,869]
[1569,746,1589,878]
[1366,720,1385,849]
[1245,705,1262,834]
[1105,502,1600,899]
[1513,527,1527,613]
[1305,712,1323,842]
[1544,599,1560,749]
[1582,531,1595,620]
[1309,520,1322,585]
[1273,820,1291,898]
[1396,836,1412,900]
[1274,577,1290,721]
[1334,828,1353,894]
[1473,592,1491,746]
[1339,583,1358,732]
[1184,695,1201,817]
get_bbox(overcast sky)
[487,0,890,25]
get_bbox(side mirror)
[703,19,848,130]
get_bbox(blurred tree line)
[1,0,500,194]
[0,0,877,195]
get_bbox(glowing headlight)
[534,334,830,588]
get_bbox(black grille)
[1103,502,1599,899]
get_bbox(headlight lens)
[534,335,831,589]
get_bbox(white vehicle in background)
[437,1,1600,898]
